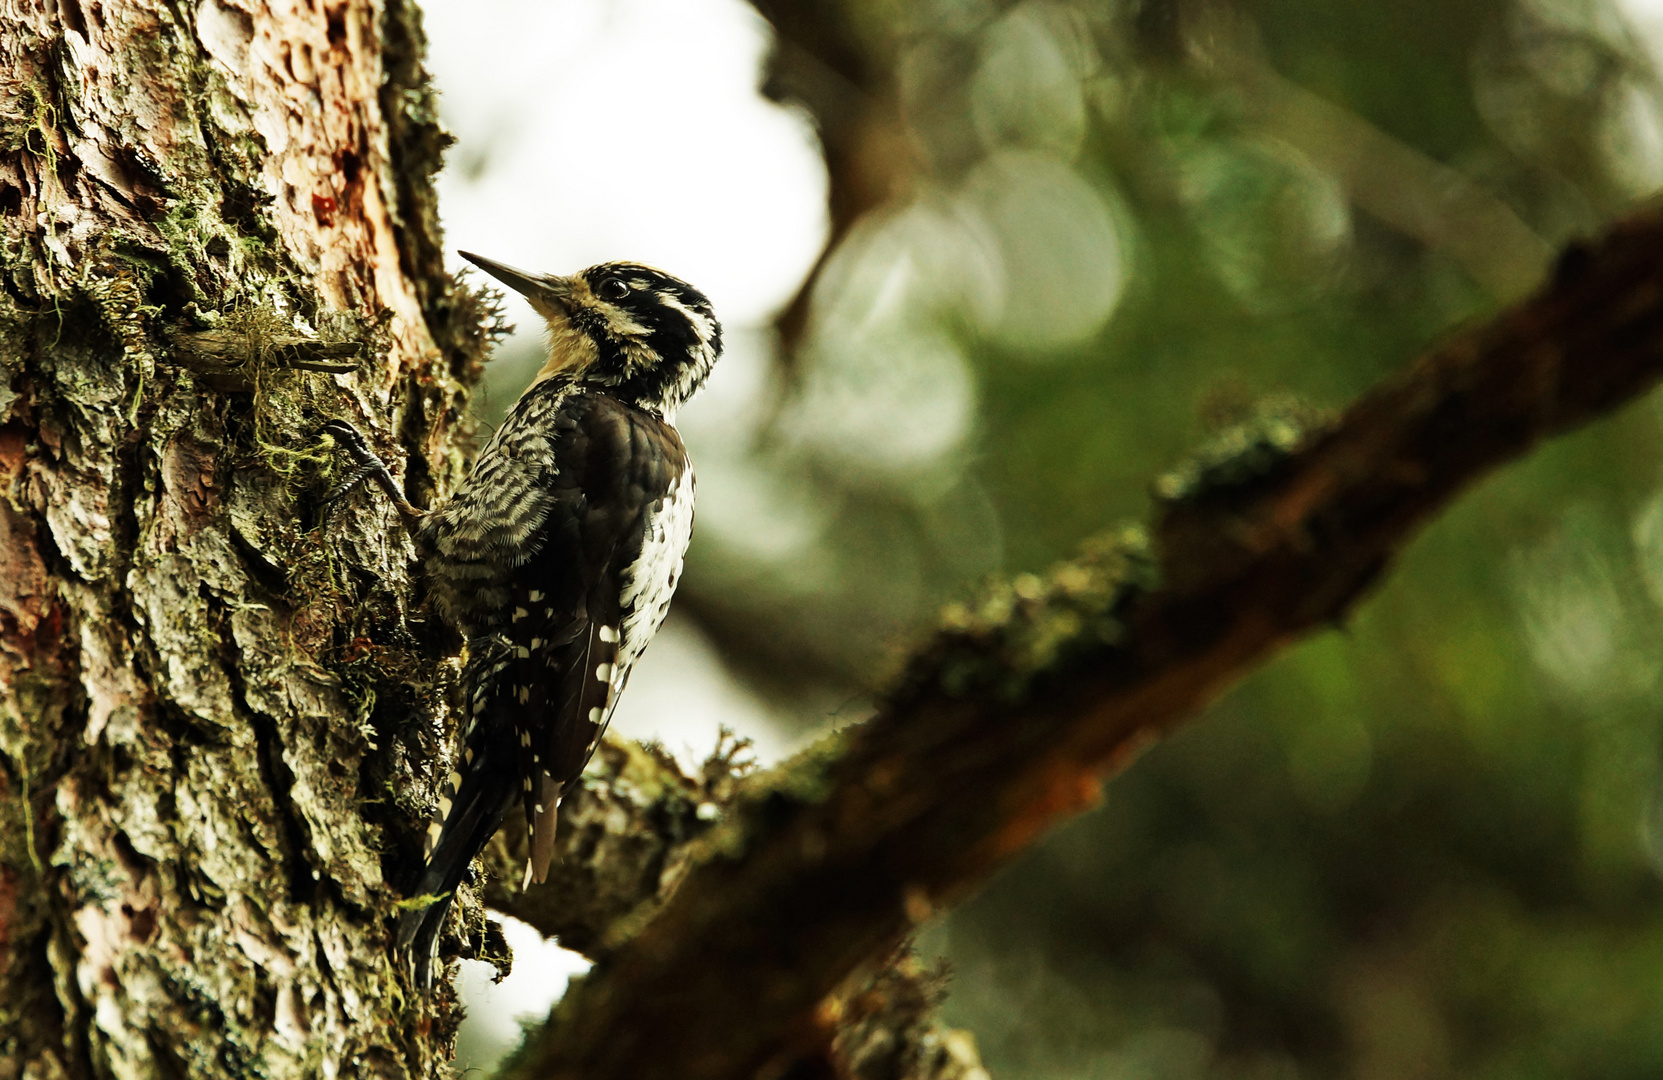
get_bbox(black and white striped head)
[461,251,722,419]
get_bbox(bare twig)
[1175,5,1554,301]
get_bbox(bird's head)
[461,251,722,419]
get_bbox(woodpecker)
[325,252,721,990]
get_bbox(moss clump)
[900,525,1157,705]
[80,264,159,379]
[638,729,826,876]
[889,397,1330,708]
[0,82,58,161]
[747,727,849,811]
[164,298,390,492]
[1151,393,1332,505]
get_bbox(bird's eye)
[598,278,630,301]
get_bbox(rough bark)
[0,0,491,1075]
[497,203,1663,1080]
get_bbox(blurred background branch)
[749,0,916,355]
[1175,4,1556,300]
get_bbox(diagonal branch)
[497,201,1663,1080]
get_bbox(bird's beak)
[459,251,575,310]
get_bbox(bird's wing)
[428,392,686,895]
[525,608,617,883]
[402,390,686,984]
[517,393,686,883]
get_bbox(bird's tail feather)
[397,737,516,992]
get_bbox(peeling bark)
[747,0,917,356]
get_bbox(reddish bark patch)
[0,502,51,655]
[0,865,16,958]
[288,604,334,655]
[159,433,220,545]
[0,423,27,484]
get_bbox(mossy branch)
[495,201,1663,1080]
[481,734,992,1079]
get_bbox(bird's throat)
[533,307,600,383]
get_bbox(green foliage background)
[486,0,1663,1074]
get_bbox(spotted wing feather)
[525,594,621,884]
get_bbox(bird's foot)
[318,419,424,528]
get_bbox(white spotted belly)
[616,463,695,678]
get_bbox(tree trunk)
[0,0,489,1074]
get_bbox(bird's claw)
[320,419,374,462]
[316,418,425,528]
[320,463,374,508]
